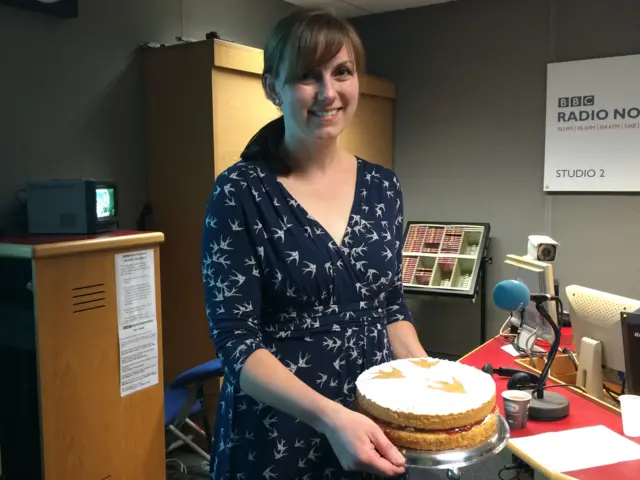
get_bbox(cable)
[187,460,210,474]
[604,385,620,405]
[543,383,587,393]
[516,382,588,394]
[165,458,188,474]
[498,464,523,480]
[511,328,546,366]
[525,329,539,352]
[499,313,517,340]
[561,348,579,370]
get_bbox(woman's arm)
[387,320,428,359]
[240,350,406,477]
[239,349,338,432]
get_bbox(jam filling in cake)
[355,357,498,451]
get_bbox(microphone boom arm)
[533,298,564,398]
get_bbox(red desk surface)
[459,333,640,479]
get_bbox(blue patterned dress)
[201,156,414,480]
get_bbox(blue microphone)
[493,279,531,311]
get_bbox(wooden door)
[211,67,281,177]
[340,92,395,170]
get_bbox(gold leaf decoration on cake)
[410,358,440,369]
[428,377,467,394]
[372,367,405,380]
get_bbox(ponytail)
[240,116,290,175]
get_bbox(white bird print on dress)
[229,219,243,231]
[272,227,285,243]
[302,262,316,277]
[365,269,378,282]
[229,271,246,285]
[263,466,277,479]
[205,214,217,228]
[316,373,327,387]
[308,447,320,462]
[366,230,379,242]
[272,270,282,289]
[274,439,288,459]
[285,251,299,264]
[354,261,367,272]
[223,184,235,197]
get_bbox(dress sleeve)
[201,170,265,384]
[385,174,414,326]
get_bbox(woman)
[201,9,428,479]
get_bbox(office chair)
[164,358,224,462]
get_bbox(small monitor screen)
[96,187,116,219]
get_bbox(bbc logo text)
[558,95,595,108]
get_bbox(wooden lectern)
[0,230,166,480]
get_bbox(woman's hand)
[318,404,406,477]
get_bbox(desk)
[458,330,640,479]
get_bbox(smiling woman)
[200,8,427,480]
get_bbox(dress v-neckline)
[274,157,362,249]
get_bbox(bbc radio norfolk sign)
[544,54,640,192]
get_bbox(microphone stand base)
[522,389,570,421]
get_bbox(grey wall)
[0,0,296,234]
[352,0,640,354]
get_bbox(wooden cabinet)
[142,38,396,381]
[0,231,166,480]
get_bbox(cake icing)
[355,357,498,451]
[355,357,496,417]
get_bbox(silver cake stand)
[402,415,510,480]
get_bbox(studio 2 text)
[555,169,605,178]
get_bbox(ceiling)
[282,0,456,17]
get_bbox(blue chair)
[164,358,224,462]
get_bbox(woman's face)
[274,46,360,144]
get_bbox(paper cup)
[502,390,531,429]
[619,394,640,437]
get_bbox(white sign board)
[544,54,640,192]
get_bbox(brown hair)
[240,9,366,173]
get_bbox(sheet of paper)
[115,249,159,397]
[510,425,640,472]
[501,344,520,356]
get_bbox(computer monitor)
[621,310,640,395]
[565,285,640,400]
[504,254,558,354]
